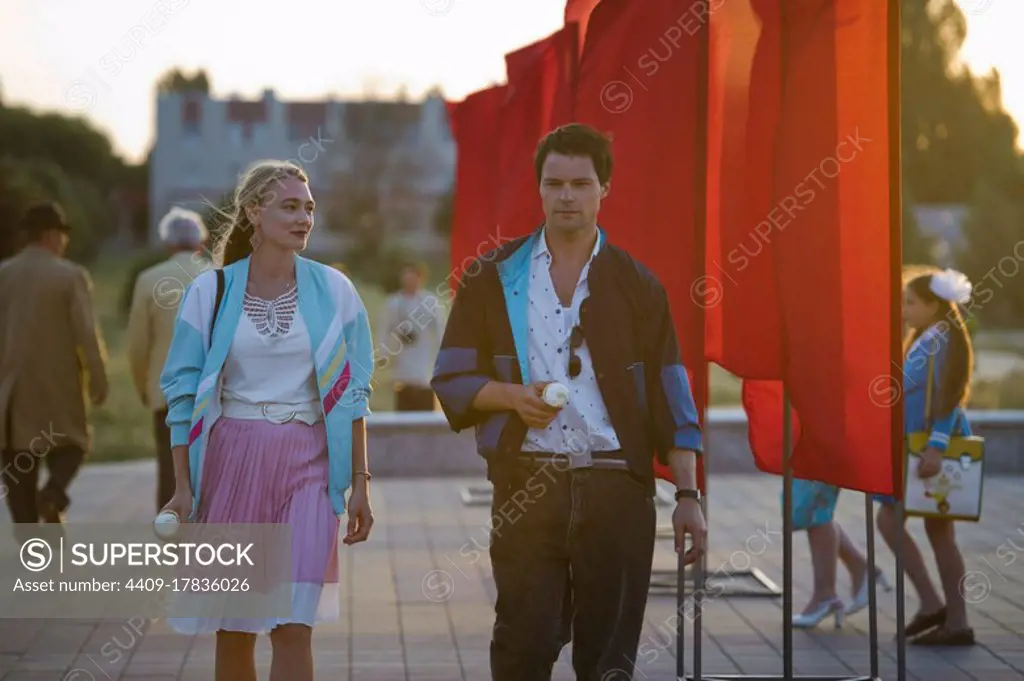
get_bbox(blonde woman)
[159,160,376,680]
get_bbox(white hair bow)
[929,268,973,305]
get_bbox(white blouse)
[521,231,621,462]
[221,286,320,407]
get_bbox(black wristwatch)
[675,488,701,502]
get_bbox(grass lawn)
[83,250,1021,464]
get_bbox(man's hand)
[673,498,707,566]
[344,481,374,545]
[510,383,561,429]
[917,447,944,479]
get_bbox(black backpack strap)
[210,269,224,340]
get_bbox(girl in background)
[874,267,976,647]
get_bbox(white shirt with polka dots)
[521,229,622,466]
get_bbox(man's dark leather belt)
[516,450,628,469]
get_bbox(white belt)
[220,398,323,425]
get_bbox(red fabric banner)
[573,0,710,486]
[495,26,579,242]
[730,1,898,495]
[704,0,783,380]
[448,85,508,282]
[564,0,601,56]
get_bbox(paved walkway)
[2,463,1023,680]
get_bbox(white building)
[149,88,455,255]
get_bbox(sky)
[0,0,1021,164]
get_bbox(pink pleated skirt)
[167,416,340,635]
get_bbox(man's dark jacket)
[430,227,702,494]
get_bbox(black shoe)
[910,627,975,647]
[904,607,946,638]
[37,488,66,525]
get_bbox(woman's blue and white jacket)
[903,322,972,452]
[159,255,374,516]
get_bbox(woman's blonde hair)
[212,159,309,266]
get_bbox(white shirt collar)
[532,227,601,262]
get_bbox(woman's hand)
[343,481,374,545]
[917,447,943,479]
[160,486,194,522]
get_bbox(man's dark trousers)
[2,445,83,528]
[489,459,657,680]
[154,408,175,511]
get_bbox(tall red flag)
[729,0,899,495]
[448,85,508,281]
[705,0,790,478]
[495,26,579,241]
[704,0,784,379]
[776,0,898,495]
[564,0,601,56]
[574,0,709,485]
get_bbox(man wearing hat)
[0,201,108,535]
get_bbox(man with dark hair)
[433,123,706,680]
[0,202,108,537]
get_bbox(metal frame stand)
[651,477,782,598]
[676,393,892,681]
[649,565,781,598]
[672,0,906,676]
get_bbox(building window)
[182,100,201,136]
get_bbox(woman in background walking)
[789,479,891,629]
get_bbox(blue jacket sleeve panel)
[927,414,957,453]
[338,276,375,420]
[431,276,494,433]
[159,274,213,447]
[644,276,703,463]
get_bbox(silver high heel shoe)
[792,597,846,629]
[846,567,893,616]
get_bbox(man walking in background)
[378,261,445,411]
[127,207,210,511]
[0,202,108,536]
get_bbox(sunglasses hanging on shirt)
[568,325,584,379]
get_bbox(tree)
[902,1,1024,326]
[958,183,1024,327]
[901,184,937,265]
[0,102,136,263]
[901,1,1024,204]
[0,106,123,192]
[156,68,211,94]
[0,162,34,261]
[0,157,114,263]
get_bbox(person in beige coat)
[0,202,108,535]
[126,207,211,511]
